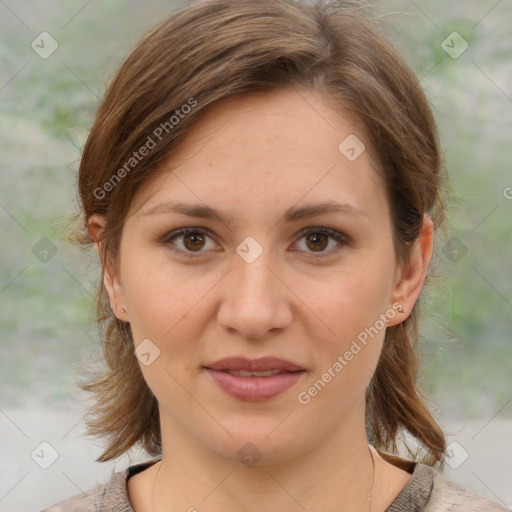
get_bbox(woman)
[44,0,507,510]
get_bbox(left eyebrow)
[282,201,368,222]
[141,199,368,225]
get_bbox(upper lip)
[205,357,304,372]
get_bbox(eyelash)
[160,226,349,259]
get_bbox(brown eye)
[293,227,348,257]
[162,227,217,255]
[304,232,329,252]
[183,232,206,251]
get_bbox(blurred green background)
[0,0,511,509]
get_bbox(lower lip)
[205,369,306,402]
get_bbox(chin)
[196,414,314,467]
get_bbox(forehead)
[128,88,389,225]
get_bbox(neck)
[152,408,375,512]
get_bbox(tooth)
[225,369,283,377]
[255,370,273,377]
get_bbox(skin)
[89,88,434,512]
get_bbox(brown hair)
[72,0,447,464]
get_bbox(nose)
[216,249,293,341]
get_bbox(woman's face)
[101,88,428,465]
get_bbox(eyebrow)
[141,200,367,224]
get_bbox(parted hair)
[71,0,447,464]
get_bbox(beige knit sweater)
[41,459,509,511]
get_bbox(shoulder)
[389,462,509,512]
[40,458,160,512]
[426,466,509,512]
[40,482,109,511]
[40,468,131,512]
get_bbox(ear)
[387,215,434,326]
[87,214,130,323]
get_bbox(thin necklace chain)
[151,459,162,512]
[368,444,376,512]
[152,444,376,511]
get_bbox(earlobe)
[87,214,130,323]
[387,215,434,326]
[102,268,129,321]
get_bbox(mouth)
[204,357,306,402]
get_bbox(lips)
[204,357,306,402]
[205,356,304,373]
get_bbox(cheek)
[310,261,395,339]
[299,253,394,394]
[124,263,213,403]
[121,254,214,341]
[300,286,387,415]
[120,260,221,399]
